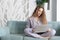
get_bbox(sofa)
[0,21,60,40]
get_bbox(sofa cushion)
[48,22,60,36]
[24,36,48,40]
[7,21,27,34]
[48,22,59,30]
[10,34,23,40]
[49,36,60,40]
[1,35,10,40]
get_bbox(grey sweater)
[26,17,43,29]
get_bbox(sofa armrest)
[0,27,10,37]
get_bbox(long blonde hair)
[32,6,47,24]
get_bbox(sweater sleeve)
[26,18,31,28]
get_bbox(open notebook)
[34,24,50,33]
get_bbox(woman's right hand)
[32,28,35,33]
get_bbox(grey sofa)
[0,21,60,40]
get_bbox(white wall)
[29,0,36,17]
[57,0,60,21]
[0,0,37,27]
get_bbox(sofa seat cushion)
[1,35,10,40]
[50,36,60,40]
[10,34,23,40]
[24,36,48,40]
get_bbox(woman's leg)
[24,28,41,38]
[41,29,56,37]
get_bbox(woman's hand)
[47,28,51,32]
[32,28,35,32]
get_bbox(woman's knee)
[50,29,56,36]
[24,28,32,34]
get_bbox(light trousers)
[24,28,56,38]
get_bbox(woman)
[24,6,56,38]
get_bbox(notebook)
[34,24,49,33]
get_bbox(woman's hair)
[32,6,47,24]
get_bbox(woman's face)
[36,8,43,17]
